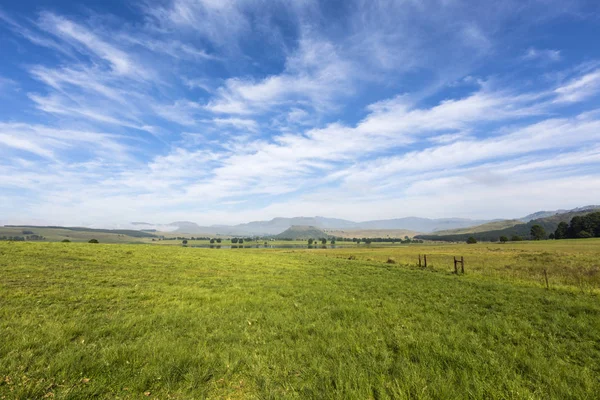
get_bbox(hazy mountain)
[149,206,600,235]
[166,216,492,235]
[354,217,493,232]
[519,205,600,222]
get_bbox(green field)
[1,241,599,399]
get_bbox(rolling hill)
[0,226,157,243]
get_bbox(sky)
[1,0,600,227]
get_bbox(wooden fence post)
[454,257,458,274]
[419,254,422,268]
[461,256,465,274]
[424,255,427,268]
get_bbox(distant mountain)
[519,205,600,222]
[145,206,600,236]
[164,216,495,235]
[417,207,600,242]
[355,217,493,232]
[273,225,331,240]
[432,220,522,236]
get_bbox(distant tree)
[216,238,222,243]
[210,238,215,244]
[61,239,71,243]
[511,235,523,241]
[499,236,508,243]
[231,238,239,244]
[466,236,477,244]
[578,231,593,238]
[554,222,569,240]
[182,239,188,245]
[331,238,336,245]
[549,233,555,240]
[365,239,372,245]
[321,238,327,245]
[239,239,244,244]
[308,238,314,245]
[88,239,99,244]
[530,224,546,240]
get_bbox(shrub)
[88,239,99,244]
[466,236,477,244]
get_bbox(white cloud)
[37,13,145,77]
[205,36,353,115]
[524,47,561,63]
[554,69,600,103]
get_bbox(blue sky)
[1,0,600,227]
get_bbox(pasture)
[1,241,599,399]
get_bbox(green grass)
[1,242,599,399]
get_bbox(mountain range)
[134,205,599,236]
[160,216,494,236]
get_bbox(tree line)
[0,235,45,241]
[553,212,600,239]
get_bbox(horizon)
[4,204,599,231]
[2,0,600,227]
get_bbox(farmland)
[1,240,599,399]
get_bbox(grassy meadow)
[1,241,599,399]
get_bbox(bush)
[88,239,99,244]
[61,239,71,243]
[466,236,477,244]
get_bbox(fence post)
[419,254,422,268]
[454,257,458,274]
[461,256,465,274]
[424,255,427,268]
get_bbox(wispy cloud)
[524,47,562,63]
[554,69,600,103]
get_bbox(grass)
[1,241,599,399]
[323,239,600,292]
